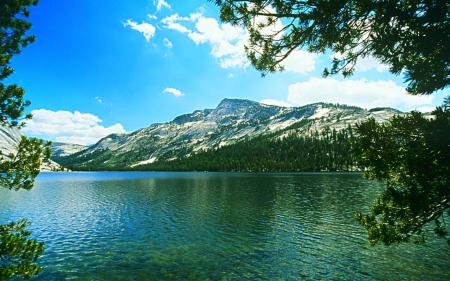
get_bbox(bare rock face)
[53,99,404,169]
[0,126,22,156]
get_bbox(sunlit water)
[0,172,448,280]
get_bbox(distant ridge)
[51,98,402,170]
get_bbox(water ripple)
[0,172,448,280]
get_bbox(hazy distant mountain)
[53,98,402,169]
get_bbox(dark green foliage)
[213,0,450,95]
[0,220,44,280]
[0,84,31,128]
[1,1,48,280]
[0,136,52,191]
[132,125,360,172]
[0,0,38,79]
[355,97,450,245]
[0,0,38,127]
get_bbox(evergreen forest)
[55,125,363,172]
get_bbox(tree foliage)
[0,1,49,280]
[0,0,38,127]
[0,220,44,280]
[355,97,450,245]
[213,0,450,95]
[214,0,450,246]
[0,136,51,191]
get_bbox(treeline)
[131,125,362,172]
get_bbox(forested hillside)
[60,124,361,172]
[51,99,400,171]
[133,125,360,172]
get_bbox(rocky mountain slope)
[0,125,64,172]
[54,99,402,169]
[51,142,88,157]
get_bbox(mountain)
[0,125,64,172]
[51,142,88,157]
[53,99,402,170]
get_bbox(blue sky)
[8,0,447,145]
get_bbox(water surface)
[0,172,448,280]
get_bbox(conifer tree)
[212,0,450,245]
[0,1,51,279]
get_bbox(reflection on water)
[0,172,448,280]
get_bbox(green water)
[0,172,448,280]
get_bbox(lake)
[0,172,448,280]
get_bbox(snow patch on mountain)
[130,157,157,168]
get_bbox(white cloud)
[164,13,250,69]
[228,74,234,78]
[414,106,436,113]
[188,16,249,68]
[287,77,434,109]
[163,87,184,97]
[95,97,102,104]
[155,0,171,12]
[356,56,389,72]
[22,109,126,145]
[332,52,389,73]
[124,19,156,42]
[161,9,317,73]
[148,14,157,20]
[282,50,318,75]
[163,38,173,48]
[260,99,293,107]
[161,14,191,33]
